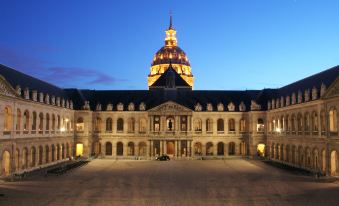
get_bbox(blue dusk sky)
[0,0,338,90]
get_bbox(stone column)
[178,140,181,157]
[174,140,178,157]
[150,140,153,157]
[164,141,167,155]
[112,141,117,157]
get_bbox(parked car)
[156,155,170,161]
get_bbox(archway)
[105,142,112,156]
[206,142,213,156]
[217,142,224,156]
[331,150,338,176]
[76,143,83,157]
[138,142,147,156]
[15,149,19,171]
[2,151,11,176]
[30,147,36,167]
[116,142,123,156]
[45,145,49,163]
[22,148,28,169]
[194,142,202,156]
[322,149,326,173]
[128,142,135,156]
[166,141,174,155]
[38,146,43,165]
[228,142,235,155]
[257,144,265,157]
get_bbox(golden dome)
[148,15,194,88]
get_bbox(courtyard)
[0,158,339,206]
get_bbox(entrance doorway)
[76,143,84,156]
[167,141,174,155]
[257,144,265,157]
[2,151,11,176]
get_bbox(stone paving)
[0,159,339,206]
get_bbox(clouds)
[0,44,125,89]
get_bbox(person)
[168,119,173,131]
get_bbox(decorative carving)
[275,98,280,108]
[106,103,113,111]
[45,94,50,104]
[117,103,124,111]
[320,83,326,97]
[24,88,30,99]
[250,100,261,111]
[96,103,102,111]
[128,103,135,111]
[195,103,202,111]
[51,96,56,105]
[32,90,37,101]
[139,102,146,111]
[312,87,318,100]
[304,89,310,102]
[291,93,296,104]
[16,85,21,96]
[286,96,290,106]
[83,101,90,110]
[39,92,44,103]
[228,102,235,111]
[56,97,61,106]
[153,102,189,113]
[297,91,302,103]
[267,101,271,110]
[206,103,213,111]
[239,101,246,112]
[217,103,224,111]
[0,76,17,97]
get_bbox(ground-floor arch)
[257,143,265,157]
[76,143,84,157]
[194,142,202,156]
[128,142,135,156]
[138,142,147,156]
[2,150,11,176]
[206,142,213,156]
[330,150,338,176]
[105,142,112,156]
[217,142,224,156]
[229,142,235,155]
[117,142,123,156]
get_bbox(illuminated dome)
[148,16,194,88]
[151,46,190,67]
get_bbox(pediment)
[0,75,18,98]
[322,77,339,99]
[148,101,192,114]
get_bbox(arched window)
[106,118,112,132]
[206,142,213,156]
[30,146,36,167]
[128,142,135,156]
[76,117,84,131]
[95,117,102,132]
[291,114,296,132]
[128,118,135,133]
[320,111,326,133]
[23,110,29,132]
[217,142,224,155]
[297,113,303,133]
[194,142,202,155]
[105,142,112,156]
[16,109,21,131]
[304,113,310,132]
[57,115,61,130]
[139,118,147,133]
[229,142,236,155]
[4,106,12,132]
[116,142,123,156]
[284,116,289,132]
[32,111,37,131]
[117,118,124,132]
[206,119,213,132]
[46,113,50,131]
[138,142,147,156]
[239,119,246,132]
[257,118,265,132]
[312,111,318,132]
[166,117,174,131]
[217,119,224,132]
[38,112,43,133]
[52,114,55,131]
[193,118,202,132]
[228,119,235,132]
[329,108,338,132]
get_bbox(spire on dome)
[165,13,177,47]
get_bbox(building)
[0,17,338,177]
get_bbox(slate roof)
[0,63,338,111]
[150,64,191,89]
[0,64,69,99]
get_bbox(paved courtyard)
[0,159,339,206]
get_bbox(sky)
[0,0,338,90]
